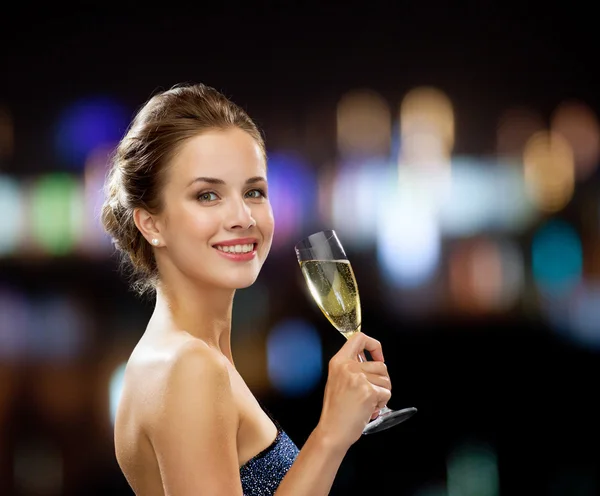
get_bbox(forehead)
[167,128,266,186]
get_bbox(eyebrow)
[187,176,267,187]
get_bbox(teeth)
[216,243,254,254]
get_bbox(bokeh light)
[316,164,336,228]
[399,86,454,169]
[542,281,600,351]
[438,159,497,237]
[267,319,322,397]
[0,175,25,256]
[449,237,524,313]
[447,441,499,496]
[551,99,600,181]
[376,188,441,288]
[523,130,575,213]
[336,89,391,159]
[80,146,113,256]
[0,286,29,361]
[109,362,127,427]
[54,97,128,168]
[331,158,393,250]
[566,282,600,348]
[26,295,90,361]
[267,151,316,249]
[438,158,536,236]
[531,219,582,297]
[29,173,85,255]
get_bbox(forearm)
[274,425,348,496]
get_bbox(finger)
[363,373,391,390]
[344,332,384,362]
[359,361,388,375]
[373,384,392,406]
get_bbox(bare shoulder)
[141,337,243,494]
[139,336,238,431]
[163,338,232,395]
[115,334,243,494]
[122,335,236,432]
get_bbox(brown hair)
[100,83,265,295]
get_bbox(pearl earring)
[151,238,159,246]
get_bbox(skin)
[115,127,392,495]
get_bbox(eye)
[245,188,266,199]
[197,191,219,202]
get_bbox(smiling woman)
[132,127,274,292]
[101,84,268,296]
[100,83,394,496]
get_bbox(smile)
[213,242,258,262]
[215,243,255,254]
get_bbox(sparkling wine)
[300,259,361,338]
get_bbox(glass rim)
[294,229,338,252]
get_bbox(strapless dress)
[239,412,299,495]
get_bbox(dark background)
[1,4,599,495]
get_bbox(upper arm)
[149,343,242,496]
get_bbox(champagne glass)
[295,230,417,435]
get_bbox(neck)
[148,275,235,361]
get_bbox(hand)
[317,332,392,450]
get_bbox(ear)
[133,208,163,246]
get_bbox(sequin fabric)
[239,429,299,495]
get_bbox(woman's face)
[155,127,274,290]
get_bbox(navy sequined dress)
[239,410,299,495]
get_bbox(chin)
[234,280,257,290]
[219,272,260,290]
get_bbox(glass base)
[362,407,417,435]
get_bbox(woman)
[101,83,392,495]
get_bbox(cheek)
[168,206,220,242]
[257,204,275,235]
[190,215,220,235]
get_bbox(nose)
[225,197,256,230]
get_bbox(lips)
[212,238,258,261]
[215,243,255,254]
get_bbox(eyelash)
[246,188,267,199]
[196,188,267,202]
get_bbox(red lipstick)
[213,238,258,262]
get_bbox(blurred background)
[1,5,600,495]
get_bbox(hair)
[100,83,266,296]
